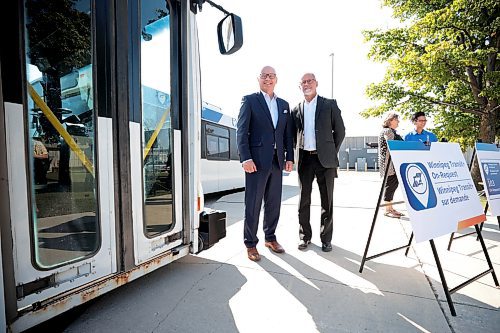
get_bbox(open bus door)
[3,2,117,330]
[129,0,185,265]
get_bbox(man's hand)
[242,160,257,173]
[285,161,293,172]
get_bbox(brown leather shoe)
[247,247,261,261]
[265,240,285,253]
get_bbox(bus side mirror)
[217,14,243,55]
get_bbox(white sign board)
[476,143,500,216]
[387,141,486,243]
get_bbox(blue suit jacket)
[237,92,294,171]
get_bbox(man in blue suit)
[237,66,294,261]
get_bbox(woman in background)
[378,112,404,218]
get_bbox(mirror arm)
[203,0,230,15]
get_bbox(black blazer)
[291,96,345,169]
[237,92,294,171]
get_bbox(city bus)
[0,0,243,331]
[201,101,244,194]
[140,86,244,195]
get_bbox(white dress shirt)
[303,94,318,151]
[262,91,278,128]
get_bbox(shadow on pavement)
[35,256,247,333]
[254,244,498,333]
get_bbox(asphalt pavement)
[61,170,500,332]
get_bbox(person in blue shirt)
[404,111,438,144]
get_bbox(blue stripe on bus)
[387,140,430,151]
[202,107,223,123]
[476,142,499,152]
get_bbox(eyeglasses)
[259,73,276,79]
[416,119,427,123]
[300,79,316,85]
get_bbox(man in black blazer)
[237,66,294,261]
[291,73,345,252]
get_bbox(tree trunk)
[471,107,498,190]
[39,69,62,143]
[479,107,497,144]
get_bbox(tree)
[362,0,499,148]
[26,0,91,187]
[26,0,91,142]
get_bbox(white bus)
[0,0,243,331]
[201,101,244,194]
[137,89,245,195]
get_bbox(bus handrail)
[143,107,170,161]
[28,83,95,176]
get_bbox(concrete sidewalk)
[65,171,499,332]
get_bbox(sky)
[196,0,419,136]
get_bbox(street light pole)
[329,52,334,98]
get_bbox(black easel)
[359,155,413,273]
[359,154,499,316]
[447,145,500,250]
[447,202,490,250]
[432,223,499,316]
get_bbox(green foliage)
[433,110,480,148]
[26,0,91,75]
[25,0,92,142]
[363,0,500,147]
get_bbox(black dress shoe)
[322,242,332,252]
[298,240,311,250]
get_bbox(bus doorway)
[6,1,117,325]
[129,0,184,265]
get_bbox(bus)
[201,101,244,194]
[0,0,243,331]
[140,85,245,195]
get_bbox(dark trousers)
[298,151,336,243]
[244,153,282,248]
[383,174,399,202]
[34,158,48,185]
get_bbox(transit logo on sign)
[476,143,500,216]
[482,162,500,196]
[400,162,437,211]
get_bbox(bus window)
[200,120,207,158]
[24,0,99,269]
[140,0,173,237]
[207,135,219,158]
[205,123,230,160]
[218,137,229,159]
[229,128,238,160]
